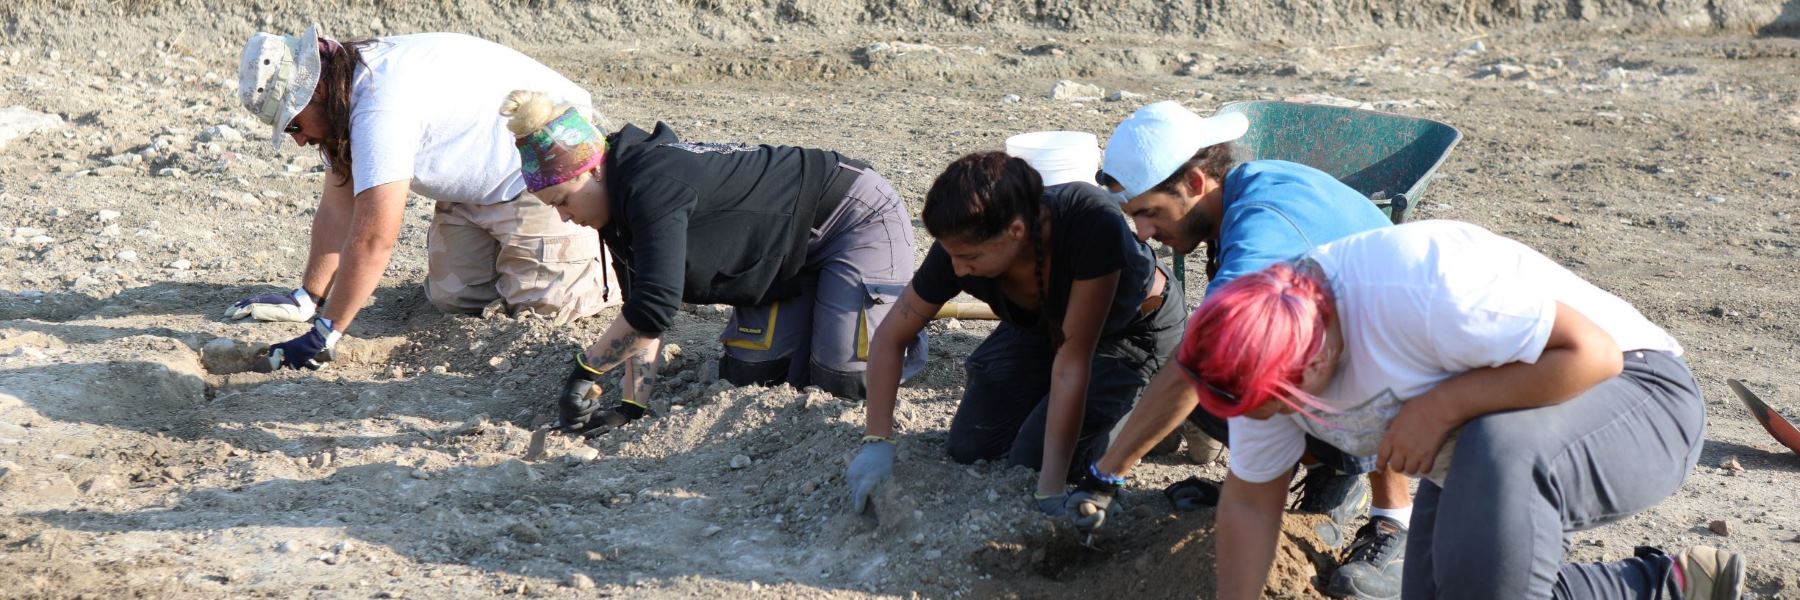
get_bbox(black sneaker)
[1291,466,1370,547]
[1325,516,1408,600]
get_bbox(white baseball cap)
[1101,101,1249,200]
[238,23,323,152]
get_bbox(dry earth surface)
[2,1,1800,598]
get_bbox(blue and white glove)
[265,316,341,371]
[225,288,318,323]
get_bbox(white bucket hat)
[238,23,323,152]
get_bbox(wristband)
[574,352,606,378]
[1076,462,1126,493]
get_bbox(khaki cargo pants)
[425,194,619,323]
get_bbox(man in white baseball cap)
[1069,100,1413,599]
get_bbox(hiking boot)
[1291,466,1369,547]
[1179,421,1226,465]
[1325,516,1407,600]
[1673,545,1744,600]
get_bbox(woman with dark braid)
[847,151,1185,514]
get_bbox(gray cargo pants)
[717,165,926,400]
[1404,350,1703,600]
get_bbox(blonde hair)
[500,90,610,138]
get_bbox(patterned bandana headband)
[517,107,607,192]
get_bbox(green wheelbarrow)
[1171,100,1463,286]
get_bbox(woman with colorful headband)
[1179,220,1740,600]
[499,91,926,430]
[226,24,616,370]
[846,152,1184,514]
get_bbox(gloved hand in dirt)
[225,288,318,323]
[1066,463,1126,533]
[846,437,895,514]
[554,353,607,431]
[263,316,340,371]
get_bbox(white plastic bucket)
[1005,131,1099,187]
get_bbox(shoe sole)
[1712,552,1745,600]
[1323,563,1402,600]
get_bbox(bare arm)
[582,316,661,376]
[299,174,355,299]
[1095,359,1199,477]
[1379,302,1623,474]
[1036,272,1117,495]
[318,180,409,330]
[1215,470,1290,600]
[864,286,938,439]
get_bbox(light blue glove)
[225,288,317,322]
[847,439,895,514]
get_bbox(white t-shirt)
[1226,220,1681,485]
[347,33,592,204]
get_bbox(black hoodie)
[599,122,862,335]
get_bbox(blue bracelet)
[1089,463,1126,487]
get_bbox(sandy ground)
[1,2,1800,598]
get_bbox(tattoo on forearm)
[586,329,644,372]
[626,348,663,405]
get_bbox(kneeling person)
[848,152,1183,512]
[499,92,926,429]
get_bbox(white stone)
[729,454,753,470]
[95,209,120,222]
[168,259,192,270]
[0,107,63,150]
[1049,79,1105,101]
[200,124,244,143]
[1106,90,1146,102]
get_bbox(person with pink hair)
[1172,220,1740,600]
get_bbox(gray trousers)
[718,166,926,400]
[1404,350,1703,600]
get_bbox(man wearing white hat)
[225,25,616,370]
[1069,101,1406,599]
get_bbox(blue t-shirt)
[1207,160,1392,296]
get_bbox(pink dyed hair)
[1178,262,1336,419]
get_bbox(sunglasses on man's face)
[284,122,302,134]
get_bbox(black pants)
[946,280,1185,480]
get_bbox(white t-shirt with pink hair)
[1224,220,1680,485]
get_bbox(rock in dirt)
[566,573,595,590]
[1721,456,1743,472]
[1709,519,1730,536]
[200,125,244,143]
[1049,80,1104,101]
[1002,94,1021,103]
[1106,90,1145,102]
[275,540,299,553]
[568,446,600,462]
[0,107,63,150]
[201,338,266,374]
[729,454,753,470]
[507,522,545,545]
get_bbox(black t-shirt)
[599,123,859,335]
[911,182,1159,338]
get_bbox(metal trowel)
[1727,379,1800,457]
